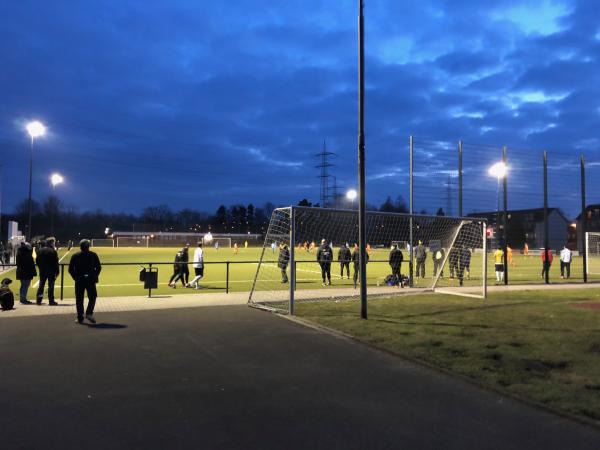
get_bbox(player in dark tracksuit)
[448,247,460,279]
[458,246,471,286]
[316,240,333,285]
[388,245,403,279]
[169,249,186,287]
[352,245,369,288]
[338,243,351,279]
[68,239,101,324]
[278,244,290,283]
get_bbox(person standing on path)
[560,246,572,279]
[189,242,204,289]
[278,244,290,283]
[35,240,59,305]
[16,242,36,304]
[68,239,101,324]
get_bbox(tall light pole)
[25,121,46,241]
[50,173,64,236]
[358,0,367,319]
[488,161,507,246]
[346,189,357,209]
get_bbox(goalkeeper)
[316,239,333,286]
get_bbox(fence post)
[581,155,587,282]
[226,262,230,294]
[502,146,509,285]
[543,151,549,284]
[148,262,153,298]
[458,140,463,217]
[60,263,65,301]
[289,207,296,315]
[409,135,414,287]
[482,221,487,298]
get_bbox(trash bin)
[144,269,158,290]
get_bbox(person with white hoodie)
[560,246,572,279]
[189,242,204,289]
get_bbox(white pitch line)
[33,249,72,289]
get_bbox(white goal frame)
[249,206,487,314]
[585,232,600,275]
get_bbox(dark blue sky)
[1,0,599,218]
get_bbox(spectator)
[458,246,471,287]
[16,242,36,304]
[35,240,59,305]
[352,244,369,288]
[415,241,426,278]
[168,248,186,288]
[189,242,204,289]
[68,239,101,324]
[316,239,333,286]
[388,244,403,279]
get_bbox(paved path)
[2,305,598,449]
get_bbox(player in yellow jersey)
[366,243,372,255]
[233,243,239,255]
[507,246,515,267]
[494,248,504,284]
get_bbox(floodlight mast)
[358,0,367,319]
[26,121,46,241]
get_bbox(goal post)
[585,232,600,275]
[116,236,149,248]
[91,238,114,247]
[249,206,487,314]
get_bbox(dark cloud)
[1,0,599,220]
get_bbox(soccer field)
[0,246,591,299]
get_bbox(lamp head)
[26,121,46,138]
[346,189,358,201]
[50,173,64,187]
[488,162,508,179]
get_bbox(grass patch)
[297,288,600,424]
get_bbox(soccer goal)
[203,237,232,248]
[91,238,114,247]
[585,232,600,275]
[116,236,149,247]
[249,206,487,314]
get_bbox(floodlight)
[488,162,507,179]
[50,173,64,187]
[204,232,213,243]
[26,121,46,138]
[346,189,358,201]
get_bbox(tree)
[214,205,227,232]
[247,204,255,231]
[394,195,408,213]
[298,199,312,207]
[436,208,445,216]
[379,196,395,212]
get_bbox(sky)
[1,0,599,218]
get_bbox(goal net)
[203,237,232,248]
[116,236,149,247]
[249,206,487,314]
[91,238,114,247]
[585,232,600,275]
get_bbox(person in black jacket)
[338,243,351,279]
[168,249,186,288]
[278,244,290,283]
[388,244,403,279]
[35,240,59,305]
[68,239,102,324]
[181,244,190,286]
[448,247,460,279]
[16,241,37,304]
[316,239,333,286]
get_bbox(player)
[338,243,351,279]
[414,241,426,278]
[448,247,459,278]
[458,245,471,287]
[316,239,333,286]
[189,242,204,289]
[507,246,515,267]
[541,247,553,279]
[233,243,239,255]
[271,241,276,253]
[560,246,572,279]
[278,244,290,283]
[244,240,248,249]
[433,247,445,278]
[309,241,316,253]
[494,247,504,284]
[523,242,529,256]
[215,241,219,251]
[366,243,372,255]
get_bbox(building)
[468,207,570,250]
[575,204,600,252]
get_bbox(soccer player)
[388,244,403,281]
[189,242,204,289]
[338,243,351,279]
[415,241,427,278]
[316,239,333,286]
[523,242,529,256]
[244,240,248,249]
[233,243,239,255]
[507,246,515,267]
[541,247,553,279]
[278,244,290,283]
[458,245,471,287]
[215,241,219,251]
[309,241,316,253]
[366,243,372,255]
[168,248,186,288]
[433,247,445,278]
[560,246,572,279]
[494,247,504,284]
[448,246,459,278]
[271,242,276,253]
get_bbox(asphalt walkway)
[2,305,598,449]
